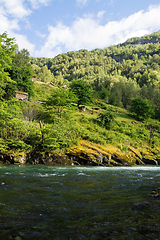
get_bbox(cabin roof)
[15,91,28,96]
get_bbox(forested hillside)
[30,31,160,115]
[1,31,160,166]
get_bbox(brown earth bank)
[0,140,160,166]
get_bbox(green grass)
[115,113,137,123]
[30,81,57,102]
[1,82,160,155]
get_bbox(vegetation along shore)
[1,31,160,166]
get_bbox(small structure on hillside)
[15,91,28,101]
[47,82,55,86]
[62,85,69,89]
[79,105,86,111]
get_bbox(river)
[0,165,160,239]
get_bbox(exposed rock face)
[13,152,26,164]
[67,141,140,166]
[0,151,71,165]
[26,151,71,165]
[142,158,158,165]
[67,141,160,166]
[0,140,160,166]
[141,148,160,166]
[131,38,160,45]
[0,154,14,164]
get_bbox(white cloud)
[0,0,51,18]
[0,7,20,32]
[14,33,35,54]
[35,4,160,57]
[35,23,73,57]
[35,46,62,59]
[29,0,51,9]
[0,0,35,56]
[0,0,46,55]
[97,10,106,18]
[36,30,46,38]
[0,0,31,18]
[1,1,160,58]
[76,0,88,7]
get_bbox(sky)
[1,0,160,58]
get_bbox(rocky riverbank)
[0,140,160,166]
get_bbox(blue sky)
[1,0,160,57]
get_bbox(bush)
[98,110,115,129]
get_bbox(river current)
[0,165,160,239]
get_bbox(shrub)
[98,110,115,129]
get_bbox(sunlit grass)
[2,82,159,154]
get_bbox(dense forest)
[1,31,160,166]
[30,31,160,114]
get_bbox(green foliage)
[29,31,160,111]
[70,79,92,107]
[110,77,140,108]
[9,66,34,98]
[6,139,31,151]
[98,110,116,129]
[31,81,54,102]
[0,101,40,151]
[1,31,160,156]
[0,32,17,100]
[0,33,34,100]
[12,48,31,67]
[8,47,34,98]
[129,96,154,120]
[37,65,54,83]
[46,88,77,112]
[0,138,8,152]
[99,88,109,101]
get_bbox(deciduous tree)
[46,88,76,114]
[129,96,154,120]
[70,79,92,107]
[0,32,17,100]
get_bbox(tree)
[46,88,76,113]
[70,79,92,107]
[8,47,34,98]
[37,65,53,83]
[129,96,154,120]
[109,77,140,108]
[12,48,30,67]
[9,66,34,99]
[0,32,17,100]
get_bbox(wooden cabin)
[15,91,28,101]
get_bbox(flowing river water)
[0,165,160,239]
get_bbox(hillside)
[30,31,160,78]
[30,31,160,107]
[122,31,160,46]
[1,31,160,166]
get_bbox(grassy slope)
[32,81,160,148]
[1,81,159,165]
[29,82,160,163]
